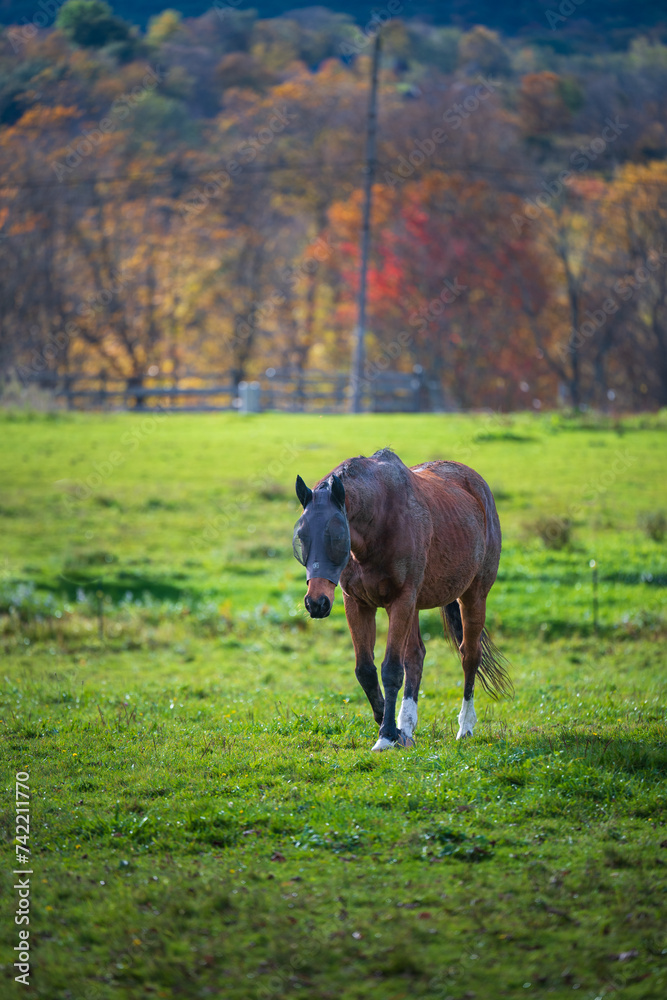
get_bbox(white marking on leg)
[371,736,395,751]
[456,695,477,739]
[397,696,418,738]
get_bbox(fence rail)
[18,368,444,413]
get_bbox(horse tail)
[442,600,463,648]
[441,601,513,700]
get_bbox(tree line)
[1,2,667,410]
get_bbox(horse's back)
[412,460,499,533]
[411,460,502,600]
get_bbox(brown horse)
[293,448,511,750]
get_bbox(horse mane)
[333,447,406,481]
[319,449,411,528]
[371,447,401,462]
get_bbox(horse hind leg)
[456,593,486,739]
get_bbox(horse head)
[293,473,350,619]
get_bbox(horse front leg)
[343,593,384,726]
[373,595,416,751]
[396,612,425,748]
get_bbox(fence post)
[238,380,261,414]
[265,368,276,410]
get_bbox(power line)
[0,160,361,190]
[0,161,666,192]
[0,159,664,244]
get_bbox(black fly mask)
[293,473,350,584]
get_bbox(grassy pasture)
[1,409,666,1000]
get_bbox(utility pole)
[350,29,381,414]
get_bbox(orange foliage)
[518,72,570,135]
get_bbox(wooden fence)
[25,367,444,413]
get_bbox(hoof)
[371,730,415,751]
[371,736,395,752]
[457,697,477,740]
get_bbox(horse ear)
[330,474,345,511]
[295,475,313,508]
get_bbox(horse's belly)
[416,572,475,610]
[416,534,485,609]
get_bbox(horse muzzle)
[304,594,331,618]
[304,578,335,619]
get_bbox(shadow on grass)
[491,730,667,778]
[49,571,189,604]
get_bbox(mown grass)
[1,409,666,1000]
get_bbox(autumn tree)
[518,73,572,136]
[329,174,549,410]
[607,162,667,407]
[56,1,132,50]
[458,26,510,76]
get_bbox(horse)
[292,448,511,750]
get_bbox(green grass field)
[1,409,666,1000]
